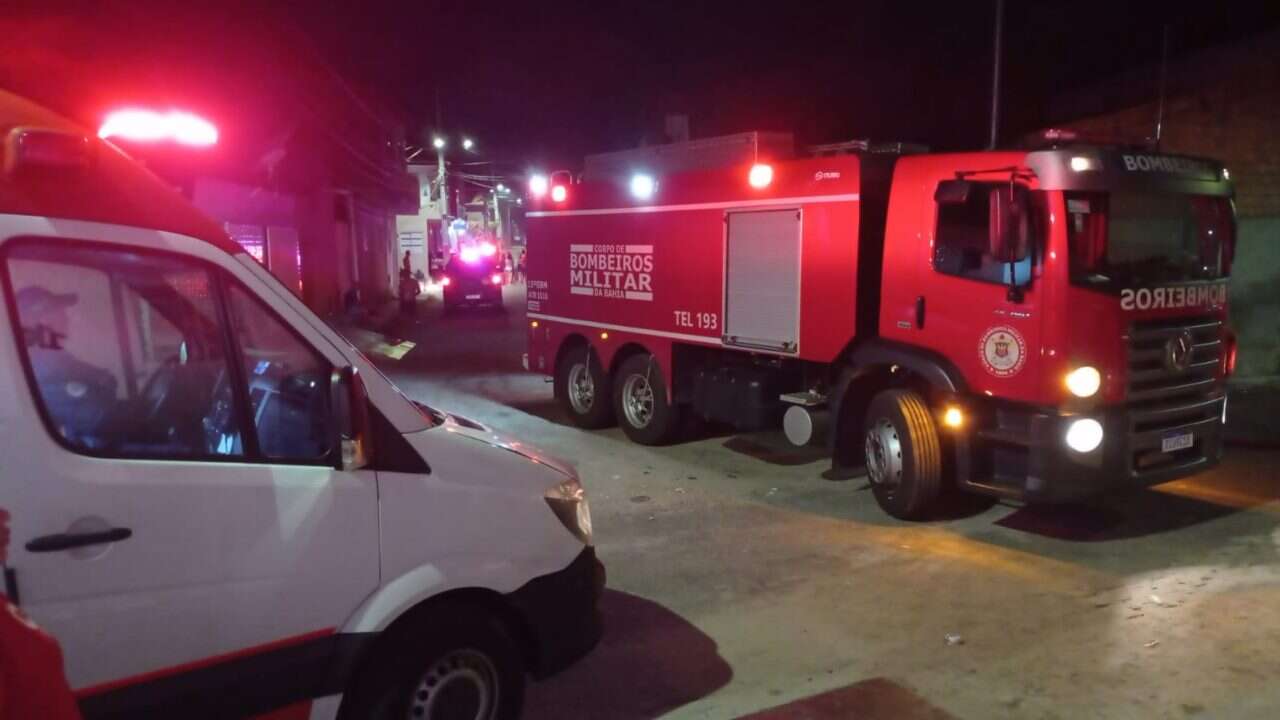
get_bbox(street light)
[496,183,506,193]
[462,137,474,151]
[432,136,445,150]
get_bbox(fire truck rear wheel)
[863,389,942,520]
[556,349,615,429]
[614,354,681,445]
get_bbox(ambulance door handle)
[914,296,926,329]
[26,527,132,553]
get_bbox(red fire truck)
[523,135,1236,519]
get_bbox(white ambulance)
[0,91,602,719]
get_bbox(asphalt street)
[361,284,1280,720]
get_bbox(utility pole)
[988,0,1004,150]
[1153,24,1172,149]
[434,89,447,217]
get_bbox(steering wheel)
[138,355,182,428]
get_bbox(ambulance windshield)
[1066,191,1233,289]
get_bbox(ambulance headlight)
[544,477,592,545]
[1065,366,1101,398]
[1065,418,1104,453]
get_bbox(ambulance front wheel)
[863,389,943,520]
[614,354,681,445]
[556,348,615,429]
[340,604,524,720]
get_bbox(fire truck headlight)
[551,185,568,203]
[748,163,773,189]
[1065,366,1101,398]
[529,174,549,197]
[630,173,656,200]
[1065,418,1104,453]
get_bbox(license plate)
[1161,431,1194,453]
[465,294,481,300]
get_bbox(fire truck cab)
[525,134,1235,519]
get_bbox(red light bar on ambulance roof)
[98,109,218,147]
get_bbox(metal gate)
[724,208,801,352]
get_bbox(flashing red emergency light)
[748,163,773,189]
[460,247,480,263]
[490,273,503,285]
[551,184,567,203]
[440,276,452,286]
[98,108,218,147]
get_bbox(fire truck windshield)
[1066,190,1233,289]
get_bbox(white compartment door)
[724,208,801,352]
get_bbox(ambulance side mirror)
[330,365,372,471]
[989,185,1031,263]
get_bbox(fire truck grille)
[1125,316,1224,477]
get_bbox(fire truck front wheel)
[556,348,615,429]
[863,389,943,520]
[613,354,681,445]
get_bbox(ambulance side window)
[4,241,245,458]
[934,182,1038,286]
[224,282,333,462]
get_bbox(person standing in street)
[0,507,83,719]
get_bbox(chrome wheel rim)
[865,417,903,489]
[567,362,595,414]
[407,649,498,720]
[621,373,656,429]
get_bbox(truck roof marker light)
[1069,156,1094,172]
[98,108,218,147]
[630,173,656,200]
[599,332,609,341]
[748,163,773,189]
[529,174,549,197]
[551,184,568,203]
[530,320,539,328]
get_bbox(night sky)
[4,1,1280,176]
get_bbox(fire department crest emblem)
[980,326,1026,377]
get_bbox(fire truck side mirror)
[988,185,1031,263]
[934,179,972,205]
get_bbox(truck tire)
[863,389,942,520]
[556,348,615,429]
[340,605,525,720]
[613,353,681,445]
